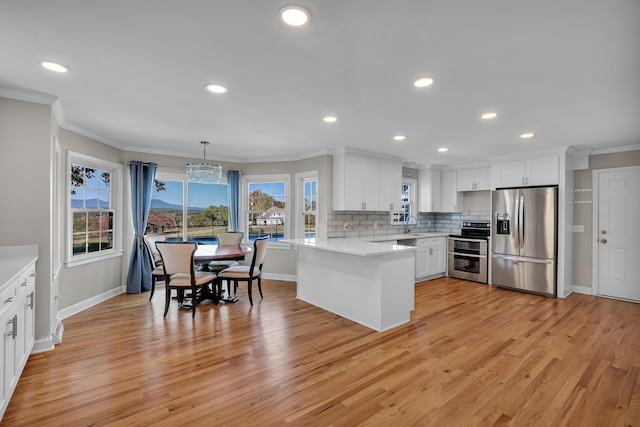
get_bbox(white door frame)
[591,165,640,296]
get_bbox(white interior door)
[597,167,640,301]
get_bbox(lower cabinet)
[415,237,446,280]
[0,259,36,419]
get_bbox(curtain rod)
[126,161,156,166]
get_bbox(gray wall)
[0,97,53,343]
[57,128,125,308]
[572,149,640,289]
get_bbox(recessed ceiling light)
[520,132,536,139]
[438,147,448,152]
[323,116,337,123]
[279,6,311,28]
[481,112,498,120]
[413,77,435,88]
[40,61,68,73]
[205,83,228,94]
[393,135,406,141]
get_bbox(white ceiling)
[1,0,639,166]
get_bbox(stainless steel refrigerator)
[491,186,558,296]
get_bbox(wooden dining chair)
[216,236,269,305]
[155,242,218,317]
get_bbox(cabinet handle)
[28,291,34,309]
[4,297,13,304]
[21,280,28,287]
[30,272,36,278]
[429,248,433,255]
[7,315,17,339]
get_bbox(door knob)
[600,230,607,235]
[600,238,607,244]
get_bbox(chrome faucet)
[405,215,418,233]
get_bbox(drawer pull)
[21,280,28,287]
[4,297,13,304]
[7,315,17,339]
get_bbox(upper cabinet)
[441,171,462,212]
[418,167,461,212]
[492,156,559,188]
[379,160,403,212]
[333,149,402,211]
[418,166,441,212]
[456,167,491,191]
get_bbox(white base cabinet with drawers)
[0,246,37,420]
[415,237,446,281]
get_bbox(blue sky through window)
[153,180,227,208]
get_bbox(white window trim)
[391,178,417,224]
[295,170,318,239]
[241,173,290,249]
[65,151,124,268]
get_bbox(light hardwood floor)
[2,278,639,426]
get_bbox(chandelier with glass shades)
[186,141,222,183]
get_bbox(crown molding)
[589,143,640,155]
[0,85,58,105]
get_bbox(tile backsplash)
[327,211,490,238]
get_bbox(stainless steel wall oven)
[448,222,490,283]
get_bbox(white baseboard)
[571,285,594,295]
[32,337,55,354]
[59,286,123,320]
[263,273,297,282]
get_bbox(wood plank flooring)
[2,277,639,426]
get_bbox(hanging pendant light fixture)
[186,141,222,183]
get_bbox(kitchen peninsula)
[284,238,416,332]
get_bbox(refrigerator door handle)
[519,194,525,250]
[514,195,519,250]
[492,254,553,264]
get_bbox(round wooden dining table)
[194,244,252,262]
[194,244,252,303]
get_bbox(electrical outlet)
[343,223,349,231]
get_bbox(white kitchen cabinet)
[493,157,559,188]
[379,160,402,212]
[17,265,35,369]
[441,171,462,212]
[333,150,402,211]
[0,278,18,415]
[418,166,441,212]
[0,247,37,420]
[457,167,491,191]
[415,237,446,280]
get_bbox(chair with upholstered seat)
[144,238,165,301]
[208,232,244,297]
[156,242,219,317]
[216,236,269,305]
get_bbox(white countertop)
[283,238,417,257]
[0,245,39,286]
[364,232,450,242]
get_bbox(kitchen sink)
[396,238,417,246]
